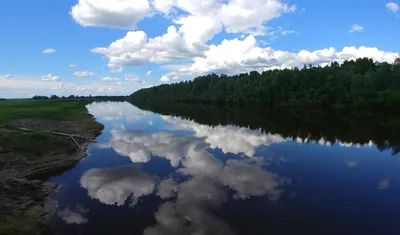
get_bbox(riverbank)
[0,100,103,234]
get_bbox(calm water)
[48,102,400,235]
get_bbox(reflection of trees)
[132,101,400,155]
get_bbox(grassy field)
[0,99,103,234]
[0,100,102,155]
[0,99,96,125]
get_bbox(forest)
[131,58,400,107]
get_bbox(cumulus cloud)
[145,70,152,76]
[386,2,399,13]
[349,24,364,33]
[73,71,95,77]
[68,64,77,68]
[80,165,155,206]
[91,26,208,68]
[58,205,89,224]
[4,74,12,78]
[41,74,61,81]
[42,48,56,54]
[71,0,151,29]
[86,0,297,69]
[161,36,400,80]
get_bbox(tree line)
[131,58,400,107]
[32,95,127,101]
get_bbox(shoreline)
[0,100,103,234]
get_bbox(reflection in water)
[80,165,155,207]
[58,205,89,225]
[132,102,400,154]
[48,102,400,235]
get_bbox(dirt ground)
[0,117,103,224]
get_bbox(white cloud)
[91,26,208,68]
[4,74,12,78]
[174,14,223,44]
[101,76,120,81]
[125,74,145,83]
[68,64,77,68]
[41,74,61,81]
[87,0,298,68]
[145,70,152,76]
[386,2,399,13]
[349,24,364,33]
[160,76,170,82]
[161,36,400,80]
[42,48,56,54]
[218,0,296,35]
[73,71,95,77]
[80,165,155,206]
[71,0,151,29]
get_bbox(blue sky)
[0,0,399,98]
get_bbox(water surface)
[48,102,400,235]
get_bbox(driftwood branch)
[70,136,84,151]
[17,127,95,142]
[17,127,96,152]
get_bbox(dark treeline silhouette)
[32,95,127,101]
[131,58,400,107]
[131,101,400,155]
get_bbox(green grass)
[0,99,97,155]
[0,100,91,125]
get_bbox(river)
[47,101,400,235]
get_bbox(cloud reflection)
[80,165,155,206]
[58,205,89,224]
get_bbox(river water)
[48,101,400,235]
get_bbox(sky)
[0,0,399,98]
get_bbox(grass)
[0,99,98,156]
[0,99,93,125]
